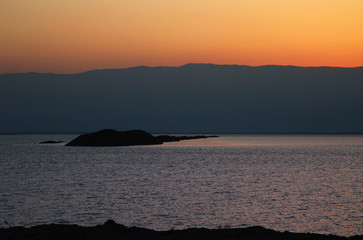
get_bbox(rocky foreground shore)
[1,220,361,240]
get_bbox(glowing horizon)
[1,0,362,74]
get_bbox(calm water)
[0,134,362,236]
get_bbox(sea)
[0,134,362,236]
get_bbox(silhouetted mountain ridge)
[2,64,362,76]
[1,64,362,133]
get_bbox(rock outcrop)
[0,220,359,240]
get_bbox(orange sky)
[1,0,362,74]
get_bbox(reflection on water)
[163,134,363,146]
[0,135,362,236]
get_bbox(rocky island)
[65,129,217,147]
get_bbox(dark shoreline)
[1,220,361,240]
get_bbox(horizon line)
[1,63,363,76]
[1,132,363,135]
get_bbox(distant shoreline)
[0,220,360,240]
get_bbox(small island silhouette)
[65,129,217,147]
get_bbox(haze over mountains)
[1,64,362,134]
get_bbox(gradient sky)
[1,0,362,74]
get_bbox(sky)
[1,0,362,74]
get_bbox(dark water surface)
[0,134,362,236]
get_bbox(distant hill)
[1,64,362,133]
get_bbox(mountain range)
[1,64,362,133]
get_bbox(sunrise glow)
[1,0,362,74]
